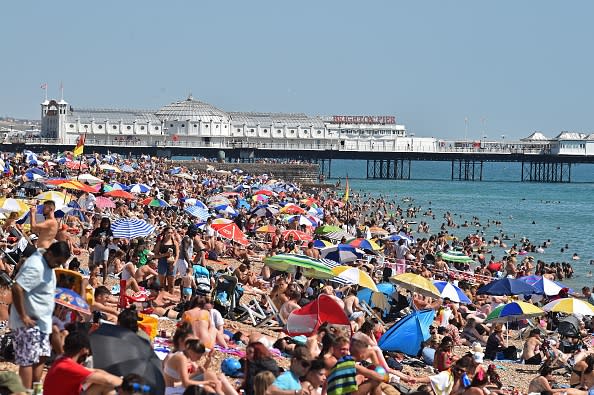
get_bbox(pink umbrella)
[95,196,116,209]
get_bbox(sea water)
[329,160,594,289]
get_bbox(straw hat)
[471,342,484,353]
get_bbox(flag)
[342,176,350,203]
[73,134,85,157]
[40,83,47,89]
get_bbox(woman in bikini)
[181,295,215,351]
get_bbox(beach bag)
[0,333,14,362]
[503,346,518,360]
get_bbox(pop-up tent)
[286,294,350,336]
[378,309,435,356]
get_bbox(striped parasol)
[184,206,211,220]
[264,254,336,280]
[111,218,156,239]
[128,183,151,194]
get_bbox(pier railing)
[4,136,552,155]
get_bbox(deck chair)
[238,292,269,326]
[360,300,386,326]
[254,294,286,329]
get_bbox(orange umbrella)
[211,222,249,245]
[280,204,306,215]
[256,224,277,234]
[57,180,99,194]
[104,190,135,200]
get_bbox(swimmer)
[573,253,580,261]
[587,271,592,278]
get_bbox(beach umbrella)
[24,171,45,181]
[252,194,270,203]
[348,238,381,251]
[95,196,116,210]
[254,189,274,196]
[59,180,98,194]
[324,230,352,241]
[314,225,343,235]
[55,287,90,315]
[75,173,103,185]
[141,198,170,208]
[357,283,397,306]
[21,180,47,190]
[183,198,207,209]
[99,163,121,173]
[90,324,164,395]
[282,229,313,242]
[251,205,279,218]
[369,226,389,237]
[104,190,135,200]
[65,161,88,170]
[120,164,135,173]
[0,198,30,214]
[485,301,544,323]
[433,281,472,304]
[184,206,211,220]
[518,276,570,296]
[207,194,231,207]
[128,183,151,194]
[256,224,277,234]
[320,244,362,264]
[542,298,594,316]
[111,218,156,239]
[211,222,249,245]
[236,198,251,210]
[287,215,318,227]
[44,178,69,186]
[106,182,128,191]
[390,273,441,298]
[476,278,537,296]
[280,204,306,215]
[214,205,237,216]
[264,254,335,280]
[35,191,74,204]
[331,266,378,291]
[439,251,474,264]
[313,239,333,248]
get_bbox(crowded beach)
[0,148,591,395]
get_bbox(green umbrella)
[314,225,343,235]
[264,254,335,279]
[438,251,475,264]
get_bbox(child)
[181,267,196,301]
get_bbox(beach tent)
[286,294,350,336]
[378,309,435,356]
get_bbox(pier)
[3,138,593,183]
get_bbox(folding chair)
[255,295,286,329]
[360,300,386,326]
[238,292,270,326]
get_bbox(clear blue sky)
[2,0,593,140]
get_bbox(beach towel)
[327,356,358,395]
[429,370,454,395]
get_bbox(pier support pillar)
[314,159,331,179]
[366,159,411,179]
[521,161,571,183]
[451,159,483,181]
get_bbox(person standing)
[29,200,58,250]
[9,241,71,389]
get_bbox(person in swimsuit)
[162,339,218,395]
[180,268,196,302]
[153,227,179,294]
[30,200,58,250]
[181,295,215,350]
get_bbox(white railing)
[2,136,569,156]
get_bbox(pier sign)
[332,115,396,125]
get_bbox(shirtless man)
[30,200,58,249]
[92,286,119,322]
[522,329,545,365]
[303,242,320,259]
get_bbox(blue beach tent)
[378,309,435,356]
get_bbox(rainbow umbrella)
[390,273,441,298]
[486,301,544,323]
[55,287,91,315]
[543,298,594,316]
[331,266,378,291]
[313,239,333,248]
[348,238,381,251]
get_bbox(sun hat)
[471,342,484,353]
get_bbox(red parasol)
[282,229,313,242]
[104,190,135,200]
[211,222,249,245]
